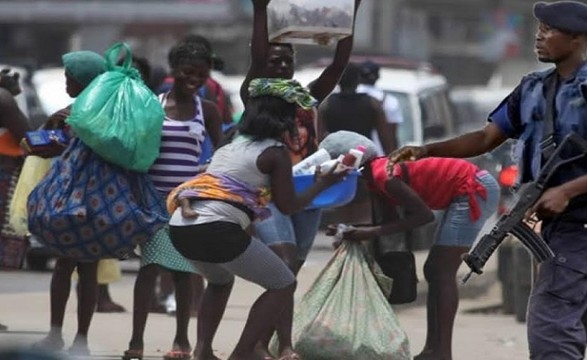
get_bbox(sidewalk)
[0,231,504,359]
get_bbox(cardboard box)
[268,0,355,46]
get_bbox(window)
[385,91,414,146]
[419,89,454,140]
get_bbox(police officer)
[389,1,587,359]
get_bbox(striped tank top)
[149,92,207,193]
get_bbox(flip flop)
[162,350,192,360]
[122,349,143,360]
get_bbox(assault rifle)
[462,132,587,284]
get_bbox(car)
[450,85,519,214]
[31,67,72,117]
[294,60,455,147]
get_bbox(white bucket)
[268,0,355,46]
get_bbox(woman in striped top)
[123,38,222,360]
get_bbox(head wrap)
[248,78,318,110]
[62,51,106,88]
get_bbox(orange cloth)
[0,130,23,157]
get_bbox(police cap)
[534,1,587,34]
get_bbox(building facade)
[0,0,548,85]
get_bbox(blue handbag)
[27,138,167,261]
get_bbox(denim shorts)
[254,203,322,261]
[434,172,500,247]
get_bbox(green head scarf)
[62,51,107,88]
[248,78,318,110]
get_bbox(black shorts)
[169,221,251,263]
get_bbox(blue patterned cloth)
[27,138,167,261]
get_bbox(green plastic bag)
[273,242,411,360]
[66,42,164,172]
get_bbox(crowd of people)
[1,1,587,360]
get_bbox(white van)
[294,62,456,147]
[31,67,72,117]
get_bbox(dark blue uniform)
[490,2,587,353]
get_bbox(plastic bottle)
[341,152,357,167]
[319,155,344,173]
[292,148,331,175]
[341,145,366,169]
[351,145,366,168]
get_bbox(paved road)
[0,239,527,360]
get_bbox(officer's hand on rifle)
[526,186,570,220]
[523,213,541,231]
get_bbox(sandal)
[122,349,143,360]
[163,350,192,360]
